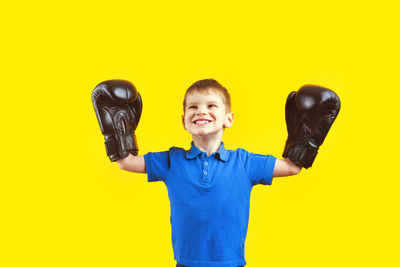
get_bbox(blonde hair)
[183,79,231,113]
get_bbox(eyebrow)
[187,101,219,105]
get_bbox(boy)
[92,79,340,267]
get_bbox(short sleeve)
[144,150,171,182]
[238,149,277,185]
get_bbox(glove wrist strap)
[105,134,139,162]
[282,138,319,169]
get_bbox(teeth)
[195,120,210,125]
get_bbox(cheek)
[184,116,192,124]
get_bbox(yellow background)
[1,1,399,266]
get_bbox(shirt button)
[203,171,208,175]
[204,162,208,166]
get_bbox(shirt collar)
[185,141,229,162]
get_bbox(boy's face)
[182,90,233,138]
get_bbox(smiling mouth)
[193,120,212,125]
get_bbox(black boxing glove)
[92,80,142,161]
[282,85,340,168]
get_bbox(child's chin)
[191,130,209,136]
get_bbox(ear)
[223,112,234,128]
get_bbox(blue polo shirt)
[144,142,276,267]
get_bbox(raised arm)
[117,154,146,173]
[273,157,301,177]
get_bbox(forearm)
[273,157,302,177]
[117,153,146,173]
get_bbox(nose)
[196,105,207,115]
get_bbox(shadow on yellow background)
[1,1,399,266]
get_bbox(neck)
[192,132,223,156]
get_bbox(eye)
[208,104,217,108]
[188,105,197,109]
